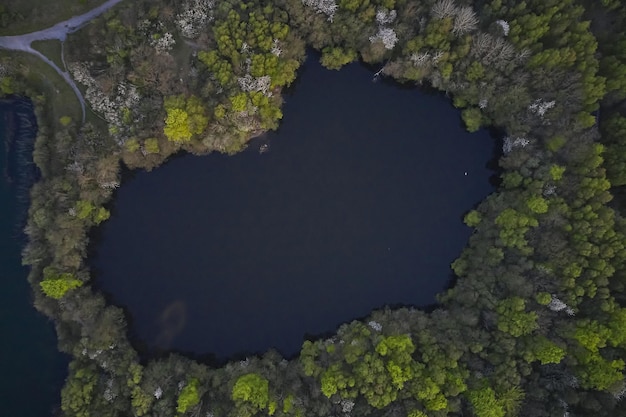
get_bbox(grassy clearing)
[12,42,107,132]
[0,0,108,36]
[31,40,65,70]
[2,50,82,130]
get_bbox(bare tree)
[471,33,515,66]
[410,52,430,67]
[453,6,478,35]
[431,0,457,20]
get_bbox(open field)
[31,40,65,70]
[1,50,82,129]
[0,0,109,36]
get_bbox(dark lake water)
[92,58,497,359]
[0,100,66,417]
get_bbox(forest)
[2,0,626,416]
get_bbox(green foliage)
[375,334,415,357]
[40,268,82,299]
[59,116,72,126]
[501,172,523,189]
[163,95,209,142]
[125,138,140,152]
[282,394,294,413]
[144,138,160,154]
[600,114,626,186]
[375,335,415,389]
[300,340,321,377]
[488,0,605,111]
[197,2,302,131]
[75,200,94,219]
[495,208,538,250]
[496,297,538,337]
[546,136,566,152]
[466,387,505,417]
[61,362,98,417]
[529,336,565,364]
[230,93,249,112]
[214,104,226,119]
[466,62,485,82]
[498,386,525,417]
[535,292,551,305]
[320,47,357,70]
[130,386,152,417]
[232,373,270,410]
[574,349,625,390]
[74,200,109,224]
[526,195,548,214]
[0,76,15,95]
[94,207,110,224]
[198,50,234,86]
[464,210,482,227]
[321,364,352,397]
[127,364,152,416]
[176,378,200,414]
[461,107,482,132]
[549,165,565,181]
[40,277,83,299]
[574,319,611,353]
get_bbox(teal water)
[0,102,66,417]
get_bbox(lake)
[92,57,497,360]
[0,99,66,417]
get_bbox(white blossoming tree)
[175,0,214,38]
[301,0,338,21]
[369,8,398,50]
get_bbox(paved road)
[0,0,126,122]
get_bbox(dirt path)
[0,0,125,122]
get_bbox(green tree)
[163,95,209,142]
[94,207,110,224]
[495,208,538,250]
[464,210,482,227]
[75,200,94,219]
[526,195,548,214]
[144,138,160,154]
[40,277,83,299]
[549,165,565,181]
[177,378,200,414]
[232,373,270,410]
[496,297,538,337]
[40,268,82,299]
[461,107,483,132]
[320,47,357,70]
[466,387,505,417]
[528,336,565,364]
[61,362,98,417]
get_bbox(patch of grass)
[0,0,108,36]
[31,40,65,70]
[1,50,82,131]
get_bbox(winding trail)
[0,0,125,122]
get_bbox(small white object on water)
[464,171,468,176]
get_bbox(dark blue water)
[92,59,496,359]
[0,100,66,417]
